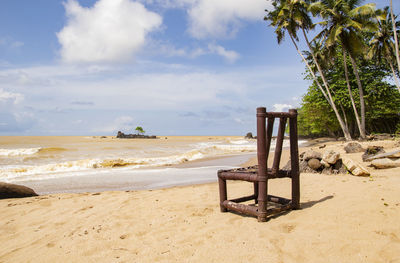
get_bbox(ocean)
[0,136,262,193]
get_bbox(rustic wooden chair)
[217,107,300,222]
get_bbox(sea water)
[0,136,257,182]
[0,136,301,193]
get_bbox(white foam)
[0,147,42,157]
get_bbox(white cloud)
[57,0,162,63]
[0,37,24,49]
[0,89,23,104]
[208,44,239,63]
[138,0,269,39]
[186,0,268,39]
[272,104,293,112]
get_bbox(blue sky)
[0,0,397,135]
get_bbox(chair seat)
[218,165,292,182]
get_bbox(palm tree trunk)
[387,58,400,92]
[343,49,364,137]
[300,28,352,140]
[390,0,400,74]
[348,53,366,139]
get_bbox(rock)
[245,132,253,139]
[362,146,385,162]
[320,159,330,168]
[308,158,321,170]
[299,160,317,173]
[282,160,291,171]
[371,158,400,169]
[342,158,370,176]
[321,166,333,175]
[333,159,343,170]
[367,133,394,141]
[322,150,340,164]
[302,150,322,161]
[364,149,400,162]
[344,142,364,153]
[351,167,370,176]
[0,182,38,199]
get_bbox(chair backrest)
[256,107,299,179]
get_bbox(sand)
[1,139,400,262]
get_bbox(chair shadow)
[226,195,334,221]
[300,195,334,209]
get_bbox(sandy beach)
[1,138,400,262]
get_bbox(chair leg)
[253,182,258,204]
[291,174,300,209]
[257,180,268,222]
[218,176,228,212]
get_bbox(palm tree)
[309,0,378,139]
[265,0,352,140]
[368,7,400,92]
[390,0,400,74]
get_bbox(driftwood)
[364,149,400,162]
[371,158,400,169]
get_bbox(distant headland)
[116,131,157,139]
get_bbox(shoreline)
[15,153,256,195]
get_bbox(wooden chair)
[217,107,300,222]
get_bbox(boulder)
[342,158,370,176]
[322,150,340,164]
[362,146,385,162]
[308,158,321,170]
[302,150,322,161]
[0,182,38,199]
[299,160,317,173]
[371,158,400,169]
[344,142,364,153]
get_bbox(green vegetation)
[265,0,400,140]
[135,126,145,135]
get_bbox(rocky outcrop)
[0,182,38,199]
[116,131,156,139]
[298,149,370,176]
[245,132,254,139]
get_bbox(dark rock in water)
[308,158,321,170]
[344,142,364,153]
[362,146,385,162]
[245,132,253,139]
[0,182,38,199]
[116,131,157,139]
